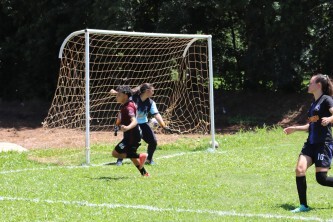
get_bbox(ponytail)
[315,74,333,96]
[139,83,153,95]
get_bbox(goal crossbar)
[59,29,212,59]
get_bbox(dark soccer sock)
[296,176,308,207]
[316,172,333,187]
[147,145,156,161]
[126,153,140,159]
[136,165,147,175]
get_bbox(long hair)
[315,74,333,96]
[131,83,154,96]
[139,83,153,94]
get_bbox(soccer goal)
[43,29,215,164]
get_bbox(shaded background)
[0,0,332,130]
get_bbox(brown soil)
[0,92,313,150]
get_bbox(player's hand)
[283,127,295,135]
[110,89,118,94]
[162,126,172,133]
[321,117,331,126]
[120,125,130,132]
[114,125,119,136]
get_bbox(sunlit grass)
[0,127,332,221]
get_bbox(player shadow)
[278,203,296,211]
[278,203,333,211]
[103,161,131,166]
[89,176,129,181]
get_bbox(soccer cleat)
[146,159,156,165]
[291,204,310,213]
[139,153,148,168]
[116,159,123,166]
[143,172,150,177]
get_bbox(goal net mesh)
[43,31,211,136]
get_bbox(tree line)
[0,0,332,101]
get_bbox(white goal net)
[43,29,215,163]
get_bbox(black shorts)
[114,139,141,156]
[301,142,333,168]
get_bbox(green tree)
[1,0,333,101]
[304,1,333,75]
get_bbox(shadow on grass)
[278,203,295,211]
[278,203,333,211]
[89,176,130,181]
[101,162,132,166]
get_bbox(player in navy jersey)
[284,74,333,212]
[111,83,171,166]
[112,85,149,176]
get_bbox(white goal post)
[43,29,215,164]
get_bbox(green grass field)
[1,127,333,221]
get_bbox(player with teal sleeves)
[111,83,171,166]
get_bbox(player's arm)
[121,116,137,132]
[283,123,309,135]
[115,112,121,126]
[154,113,167,128]
[120,106,137,132]
[114,112,122,136]
[150,101,169,130]
[321,107,333,126]
[110,86,140,95]
[150,101,165,127]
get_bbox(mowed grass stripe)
[0,196,326,221]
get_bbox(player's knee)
[112,150,118,158]
[295,166,306,176]
[316,172,328,186]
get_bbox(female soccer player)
[284,74,333,212]
[112,85,149,176]
[113,83,170,166]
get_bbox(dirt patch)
[0,91,312,150]
[0,127,208,150]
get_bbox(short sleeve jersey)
[307,94,333,144]
[131,94,159,124]
[119,101,141,143]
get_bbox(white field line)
[0,151,332,221]
[0,165,87,174]
[0,150,225,174]
[0,196,330,221]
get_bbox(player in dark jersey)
[284,74,333,212]
[111,85,149,177]
[112,83,171,166]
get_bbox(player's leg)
[316,170,333,186]
[127,143,149,176]
[116,158,123,166]
[112,140,128,159]
[130,156,149,176]
[140,123,157,164]
[113,141,125,165]
[315,142,333,187]
[292,150,313,213]
[112,150,125,159]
